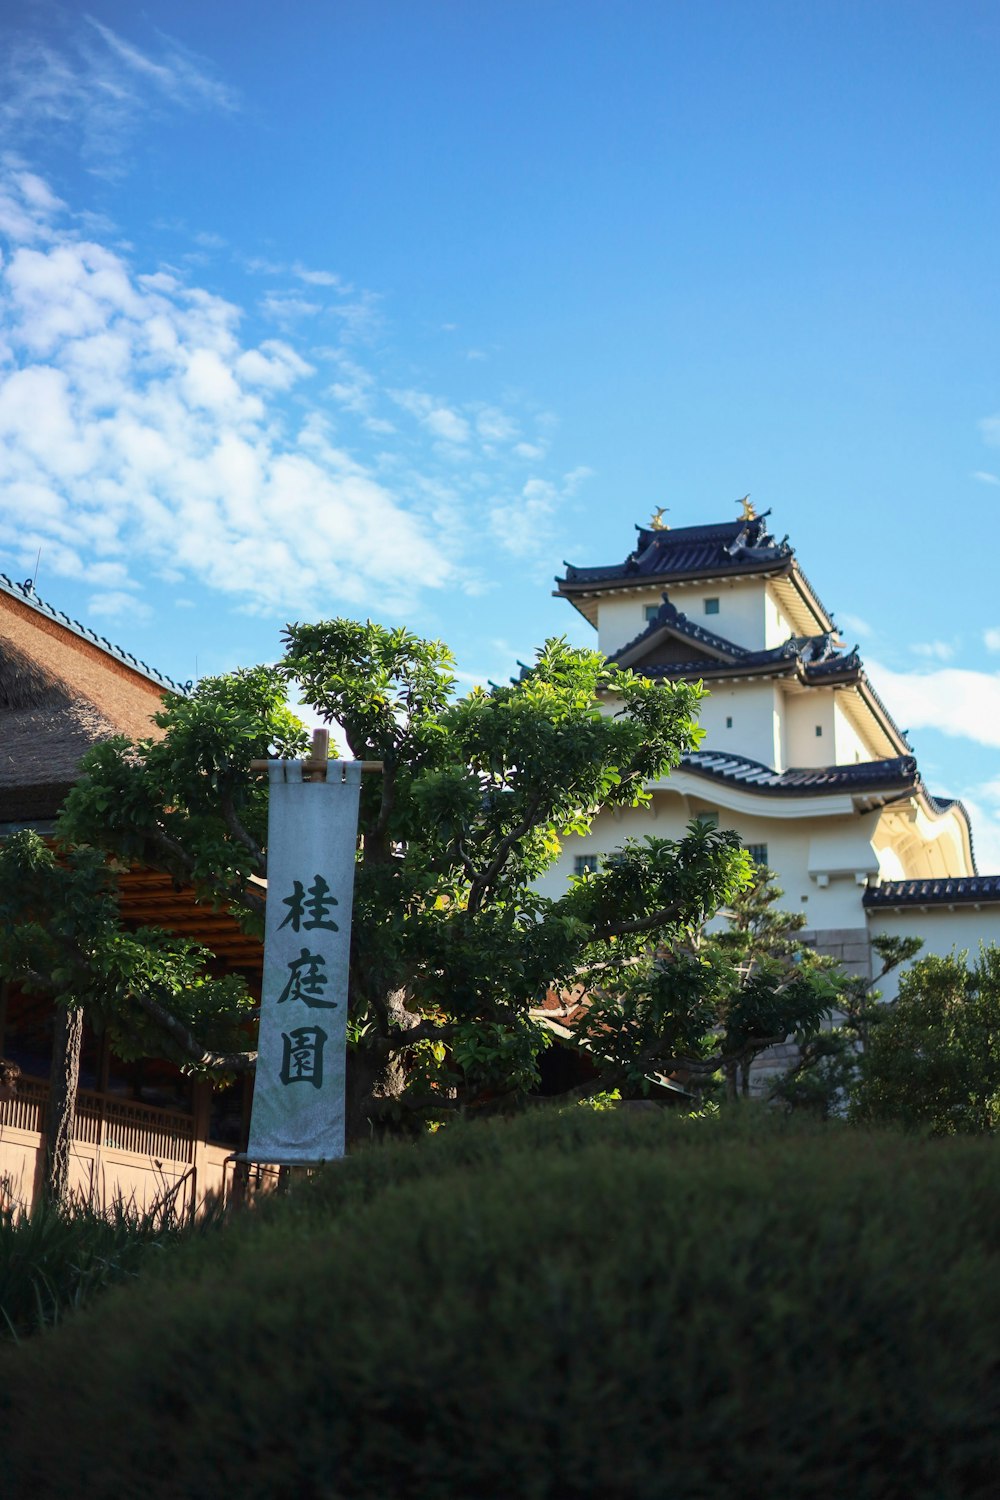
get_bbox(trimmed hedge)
[2,1110,999,1498]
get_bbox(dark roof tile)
[678,749,917,796]
[864,877,1000,908]
[560,514,793,589]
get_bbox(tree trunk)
[345,986,418,1143]
[45,1003,84,1204]
[724,1060,739,1103]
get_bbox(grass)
[0,1174,226,1342]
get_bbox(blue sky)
[3,2,1000,859]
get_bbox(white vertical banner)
[245,759,362,1164]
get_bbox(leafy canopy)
[53,622,759,1127]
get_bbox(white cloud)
[292,263,344,288]
[259,293,322,324]
[0,166,453,616]
[476,406,518,444]
[0,18,237,176]
[867,658,1000,750]
[985,629,1000,652]
[88,590,152,622]
[489,468,594,557]
[911,641,955,662]
[390,388,471,447]
[943,790,1000,875]
[235,340,314,390]
[972,470,1000,486]
[0,157,587,615]
[838,611,872,638]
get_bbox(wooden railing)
[0,1077,195,1164]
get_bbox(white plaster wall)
[539,791,875,933]
[783,688,835,768]
[663,579,766,651]
[763,586,797,649]
[833,700,873,764]
[865,906,1000,1001]
[597,595,653,657]
[595,578,800,662]
[697,680,782,766]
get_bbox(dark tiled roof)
[678,749,918,796]
[627,629,861,684]
[864,877,1000,908]
[559,514,793,589]
[0,572,189,695]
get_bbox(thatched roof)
[0,639,71,712]
[0,697,121,820]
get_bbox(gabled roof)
[632,639,861,684]
[864,876,1000,909]
[608,594,752,665]
[603,589,909,756]
[556,512,836,634]
[0,572,189,695]
[608,593,856,684]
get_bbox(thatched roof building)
[0,572,187,826]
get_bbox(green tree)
[771,934,924,1120]
[58,623,753,1138]
[0,832,255,1201]
[850,945,1000,1134]
[566,864,839,1104]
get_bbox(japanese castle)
[544,501,1000,995]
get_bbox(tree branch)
[134,992,257,1072]
[591,901,685,941]
[373,754,397,846]
[218,790,264,871]
[467,792,546,914]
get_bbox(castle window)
[815,725,823,737]
[644,604,660,623]
[745,843,769,868]
[573,855,599,877]
[726,716,733,728]
[704,597,720,615]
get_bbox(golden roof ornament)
[649,506,669,531]
[736,494,756,521]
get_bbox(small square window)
[726,716,733,728]
[815,725,823,737]
[745,843,769,868]
[704,598,720,616]
[698,810,719,829]
[644,604,660,623]
[573,855,599,877]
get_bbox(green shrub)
[1,1112,998,1498]
[0,1185,225,1341]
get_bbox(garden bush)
[0,1186,223,1341]
[1,1110,998,1498]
